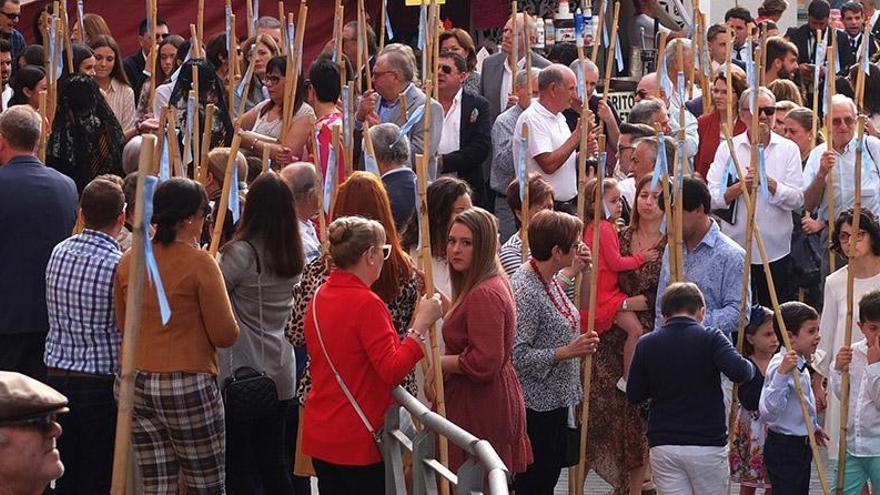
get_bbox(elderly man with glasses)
[0,0,23,73]
[0,371,68,495]
[707,87,804,306]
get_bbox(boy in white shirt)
[832,289,880,493]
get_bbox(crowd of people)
[3,0,880,493]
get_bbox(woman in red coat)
[696,70,748,178]
[426,207,533,474]
[303,216,442,493]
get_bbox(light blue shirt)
[759,347,819,436]
[655,219,748,338]
[802,136,880,221]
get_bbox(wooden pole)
[724,120,833,495]
[198,103,214,183]
[108,134,156,495]
[261,142,271,175]
[167,107,183,177]
[379,0,387,51]
[520,124,531,263]
[329,126,341,219]
[209,132,243,257]
[237,55,257,118]
[284,2,309,141]
[575,135,607,492]
[147,0,159,112]
[828,30,838,272]
[590,0,606,63]
[308,117,329,254]
[655,32,669,99]
[811,30,822,146]
[197,0,205,49]
[227,13,238,123]
[37,90,47,163]
[246,0,254,37]
[598,1,620,140]
[358,0,372,91]
[60,1,73,75]
[509,1,518,94]
[672,41,686,283]
[345,81,355,177]
[153,107,169,175]
[335,2,345,92]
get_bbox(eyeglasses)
[372,70,397,79]
[839,230,867,243]
[381,244,392,260]
[754,106,776,116]
[263,74,281,86]
[833,116,856,127]
[438,64,454,75]
[0,414,56,433]
[0,11,19,21]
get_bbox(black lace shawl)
[168,58,235,149]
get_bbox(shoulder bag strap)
[244,241,266,367]
[311,285,379,439]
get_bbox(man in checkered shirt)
[43,177,126,495]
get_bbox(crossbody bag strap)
[311,285,379,439]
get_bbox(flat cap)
[0,372,68,424]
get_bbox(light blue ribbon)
[659,215,667,234]
[145,3,152,39]
[251,0,259,38]
[861,29,871,74]
[603,21,624,72]
[659,53,673,98]
[229,158,240,224]
[745,38,757,89]
[814,31,828,92]
[287,20,296,59]
[364,150,379,176]
[417,5,426,51]
[159,129,170,182]
[676,139,685,190]
[758,143,769,200]
[184,96,195,165]
[225,4,233,58]
[384,0,394,40]
[342,87,352,149]
[575,10,584,48]
[576,65,585,103]
[47,16,56,77]
[412,174,422,250]
[517,133,528,202]
[323,145,336,214]
[719,155,736,198]
[142,177,171,325]
[823,47,838,116]
[392,103,425,146]
[676,71,686,107]
[651,132,669,189]
[77,0,85,43]
[599,152,611,219]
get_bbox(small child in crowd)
[582,178,659,392]
[730,305,778,494]
[627,282,755,493]
[831,290,880,494]
[760,301,829,494]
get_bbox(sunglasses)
[751,106,776,116]
[438,65,454,75]
[0,11,19,21]
[0,414,56,433]
[380,244,392,260]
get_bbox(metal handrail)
[382,386,510,495]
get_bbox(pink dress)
[581,220,645,334]
[442,275,533,473]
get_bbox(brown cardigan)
[114,242,239,375]
[696,111,747,178]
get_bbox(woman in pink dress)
[425,207,533,474]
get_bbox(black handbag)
[222,241,278,421]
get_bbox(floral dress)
[730,358,770,489]
[285,255,421,405]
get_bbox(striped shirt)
[100,78,136,132]
[44,230,123,375]
[499,232,524,279]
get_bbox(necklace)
[529,259,579,331]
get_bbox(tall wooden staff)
[209,132,243,257]
[147,0,159,112]
[723,122,832,495]
[590,0,606,63]
[345,81,355,177]
[509,1,518,93]
[520,10,532,263]
[167,107,182,176]
[828,32,839,272]
[60,1,73,74]
[811,30,822,146]
[334,2,345,92]
[598,3,620,141]
[227,13,239,123]
[237,55,257,118]
[308,117,329,254]
[282,2,308,140]
[246,0,255,37]
[654,32,668,99]
[197,0,205,49]
[109,135,156,495]
[575,134,607,492]
[38,90,47,162]
[671,41,686,282]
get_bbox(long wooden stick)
[197,0,205,48]
[811,30,822,147]
[209,132,243,257]
[308,117,328,254]
[345,81,355,177]
[153,107,169,176]
[509,1,518,93]
[60,0,73,75]
[198,103,216,184]
[37,90,47,162]
[227,13,238,123]
[237,55,257,118]
[598,2,620,140]
[672,41,686,283]
[828,30,838,272]
[108,134,155,495]
[575,135,606,492]
[724,122,832,495]
[520,124,531,263]
[654,32,668,99]
[379,0,387,50]
[167,107,182,177]
[590,0,606,63]
[147,0,159,112]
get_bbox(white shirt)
[1,85,11,110]
[707,131,804,263]
[802,136,880,221]
[832,339,880,457]
[438,88,463,155]
[619,176,636,206]
[500,57,526,114]
[667,96,700,160]
[513,100,577,201]
[298,219,321,263]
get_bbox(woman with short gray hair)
[368,123,417,230]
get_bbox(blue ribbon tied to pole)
[229,157,240,224]
[159,128,170,182]
[517,132,528,202]
[599,151,611,219]
[384,0,394,40]
[323,145,337,215]
[651,132,669,190]
[142,176,172,325]
[757,143,770,200]
[392,104,426,146]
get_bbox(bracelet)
[408,329,427,343]
[556,271,574,288]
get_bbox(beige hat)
[0,372,68,424]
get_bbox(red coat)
[696,111,747,178]
[302,270,424,465]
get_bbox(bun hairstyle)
[328,216,386,269]
[152,178,209,245]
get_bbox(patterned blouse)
[285,255,421,405]
[510,262,582,412]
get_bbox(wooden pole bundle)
[109,134,156,495]
[724,121,832,494]
[828,31,838,272]
[575,134,607,492]
[209,131,243,257]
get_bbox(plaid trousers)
[130,371,226,494]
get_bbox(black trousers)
[0,332,47,381]
[46,373,117,495]
[287,400,311,494]
[764,430,812,495]
[751,255,795,307]
[313,458,384,495]
[514,407,569,495]
[225,398,295,495]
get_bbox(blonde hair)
[207,147,248,184]
[328,216,385,269]
[448,207,505,313]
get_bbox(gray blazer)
[480,50,551,124]
[376,83,443,180]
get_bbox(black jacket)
[439,90,492,207]
[786,25,855,73]
[123,51,148,104]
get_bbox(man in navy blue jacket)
[0,105,77,381]
[628,282,755,494]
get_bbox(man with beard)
[763,36,799,86]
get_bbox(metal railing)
[383,386,510,495]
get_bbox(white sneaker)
[616,377,627,393]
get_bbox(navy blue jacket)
[0,155,77,335]
[627,315,755,447]
[382,167,417,233]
